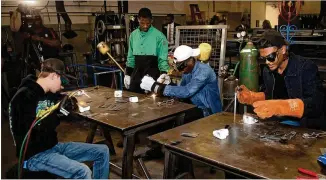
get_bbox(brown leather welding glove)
[253,99,304,119]
[236,85,265,105]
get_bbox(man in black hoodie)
[9,58,110,179]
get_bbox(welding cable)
[233,61,240,76]
[21,117,41,175]
[18,92,78,178]
[18,118,42,178]
[18,105,58,179]
[18,102,61,179]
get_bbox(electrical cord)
[18,92,77,179]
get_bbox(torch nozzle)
[235,86,242,92]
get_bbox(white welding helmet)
[173,45,200,63]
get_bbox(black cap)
[256,30,288,49]
[41,58,65,74]
[41,58,76,84]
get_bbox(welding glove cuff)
[59,95,78,116]
[151,82,167,96]
[125,66,134,76]
[253,99,304,119]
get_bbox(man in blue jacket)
[237,30,325,130]
[140,45,222,117]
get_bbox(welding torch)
[97,41,126,74]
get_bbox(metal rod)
[106,52,126,74]
[119,71,123,90]
[234,92,237,124]
[68,64,118,71]
[2,5,119,8]
[224,98,235,112]
[56,13,62,41]
[95,70,121,76]
[109,162,141,179]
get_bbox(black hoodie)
[9,75,61,159]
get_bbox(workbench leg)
[177,157,195,178]
[86,122,98,143]
[163,150,177,179]
[122,134,136,179]
[100,126,116,155]
[86,123,116,155]
[175,113,186,127]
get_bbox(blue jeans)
[25,142,110,179]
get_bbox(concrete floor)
[2,117,226,179]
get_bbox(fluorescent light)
[23,0,36,4]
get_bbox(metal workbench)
[149,112,326,179]
[71,86,195,178]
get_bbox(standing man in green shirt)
[125,8,170,93]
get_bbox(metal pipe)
[219,27,228,105]
[109,162,141,179]
[56,13,62,41]
[68,64,118,71]
[119,71,123,90]
[2,5,119,8]
[1,12,186,16]
[104,0,108,23]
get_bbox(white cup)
[129,96,138,103]
[114,90,122,97]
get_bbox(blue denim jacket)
[163,61,222,116]
[262,53,325,129]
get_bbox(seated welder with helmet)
[237,30,325,130]
[140,45,222,117]
[9,58,110,178]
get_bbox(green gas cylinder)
[239,42,259,91]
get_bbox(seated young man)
[140,45,222,117]
[9,58,110,179]
[237,30,325,130]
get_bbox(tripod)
[21,39,44,78]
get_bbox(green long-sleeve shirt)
[127,26,170,72]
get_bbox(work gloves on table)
[140,75,167,95]
[236,85,265,105]
[237,85,304,119]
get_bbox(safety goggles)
[55,70,69,86]
[258,51,278,62]
[174,59,188,72]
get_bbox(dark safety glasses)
[258,51,278,62]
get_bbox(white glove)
[124,75,130,89]
[157,74,171,84]
[140,75,155,92]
